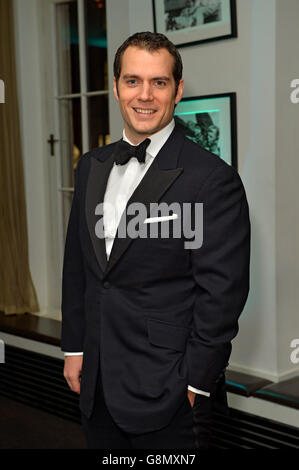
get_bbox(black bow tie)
[114,138,151,165]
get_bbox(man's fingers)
[63,355,83,394]
[66,375,81,394]
[64,373,81,394]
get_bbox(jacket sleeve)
[186,163,251,393]
[60,159,86,352]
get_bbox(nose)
[138,82,153,101]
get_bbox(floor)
[0,395,86,449]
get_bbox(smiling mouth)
[133,108,156,115]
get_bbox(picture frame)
[174,92,237,169]
[152,0,237,48]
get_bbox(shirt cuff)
[188,385,210,397]
[64,352,83,356]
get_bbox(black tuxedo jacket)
[61,126,250,434]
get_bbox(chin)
[132,126,156,137]
[134,121,161,134]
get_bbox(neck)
[124,130,151,146]
[127,135,149,145]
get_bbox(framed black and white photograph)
[174,92,237,168]
[153,0,237,48]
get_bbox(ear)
[113,77,119,102]
[175,79,184,105]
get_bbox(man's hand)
[63,355,83,394]
[187,389,196,408]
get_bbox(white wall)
[13,0,50,314]
[275,0,299,377]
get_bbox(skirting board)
[228,362,299,383]
[227,392,299,429]
[0,331,64,360]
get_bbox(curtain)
[0,0,39,314]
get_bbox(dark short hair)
[113,31,183,94]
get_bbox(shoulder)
[75,141,118,174]
[80,141,118,165]
[178,130,241,190]
[180,131,225,171]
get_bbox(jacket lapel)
[85,148,115,274]
[85,127,185,277]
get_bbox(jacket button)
[103,281,110,289]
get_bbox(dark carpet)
[0,395,86,449]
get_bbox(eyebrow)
[122,74,171,81]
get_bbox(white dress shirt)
[64,119,210,398]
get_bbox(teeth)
[134,108,155,114]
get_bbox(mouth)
[133,107,157,115]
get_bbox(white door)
[39,0,110,313]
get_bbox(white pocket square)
[143,214,179,224]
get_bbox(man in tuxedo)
[61,31,250,449]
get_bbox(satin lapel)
[85,153,115,273]
[104,128,185,277]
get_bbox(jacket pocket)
[147,318,191,352]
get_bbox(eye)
[126,79,138,86]
[155,80,166,87]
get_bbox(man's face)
[113,46,184,144]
